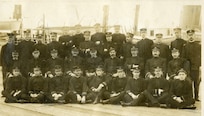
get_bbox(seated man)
[4,66,28,103]
[167,69,196,109]
[121,66,147,106]
[28,66,48,103]
[47,65,69,103]
[86,65,111,104]
[143,67,169,107]
[65,66,87,104]
[102,67,127,104]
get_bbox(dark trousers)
[168,96,195,108]
[5,91,29,103]
[29,92,46,103]
[123,92,146,106]
[143,90,169,104]
[190,70,200,100]
[65,91,84,103]
[108,91,125,104]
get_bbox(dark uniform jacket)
[111,77,127,93]
[167,58,190,77]
[145,57,167,75]
[28,76,48,93]
[91,32,106,44]
[46,57,64,73]
[146,77,169,96]
[65,56,84,71]
[85,56,103,71]
[137,38,153,62]
[152,43,171,61]
[28,58,47,75]
[170,38,186,55]
[69,76,88,95]
[72,33,84,48]
[32,42,47,60]
[5,75,27,94]
[104,57,122,73]
[169,78,193,100]
[49,75,69,94]
[125,56,144,73]
[122,42,133,58]
[182,42,201,70]
[125,77,147,95]
[59,35,74,57]
[87,75,110,92]
[19,40,35,60]
[47,41,64,58]
[112,33,126,56]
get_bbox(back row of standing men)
[0,24,201,101]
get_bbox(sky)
[0,0,202,31]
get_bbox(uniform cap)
[71,47,79,52]
[50,32,57,35]
[84,30,91,34]
[152,45,160,51]
[54,65,62,70]
[90,48,97,53]
[173,27,181,31]
[131,46,138,51]
[140,28,147,32]
[186,29,195,34]
[24,29,31,33]
[50,49,58,53]
[96,65,104,70]
[177,68,187,74]
[109,47,116,52]
[171,48,179,53]
[155,33,163,37]
[7,33,15,37]
[127,32,134,38]
[106,32,112,36]
[32,49,40,54]
[154,66,162,71]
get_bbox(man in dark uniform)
[46,49,64,78]
[79,31,95,58]
[182,29,201,101]
[137,28,153,62]
[121,66,147,106]
[65,66,88,104]
[19,29,35,61]
[28,48,47,76]
[167,69,196,109]
[33,37,47,60]
[122,32,134,59]
[72,24,85,48]
[47,32,64,58]
[47,65,69,103]
[59,32,74,58]
[28,66,48,103]
[167,48,190,79]
[145,46,167,79]
[124,46,144,76]
[86,66,111,104]
[112,25,126,57]
[4,66,28,103]
[104,48,123,74]
[103,32,118,60]
[0,33,16,91]
[65,47,84,74]
[153,33,171,61]
[143,67,169,107]
[85,48,103,73]
[91,23,106,44]
[170,28,186,55]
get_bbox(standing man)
[182,29,201,101]
[112,25,126,57]
[153,33,171,61]
[72,24,84,48]
[91,23,106,44]
[122,32,134,59]
[170,28,186,55]
[137,28,153,62]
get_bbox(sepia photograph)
[0,0,202,115]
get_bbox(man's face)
[154,69,163,78]
[95,25,101,32]
[71,51,79,56]
[24,32,31,38]
[132,70,140,78]
[114,27,120,33]
[140,31,147,38]
[90,51,97,57]
[178,72,187,81]
[96,69,103,76]
[51,52,58,58]
[131,50,138,56]
[152,50,160,57]
[109,50,116,57]
[156,36,162,43]
[13,69,20,76]
[126,35,132,42]
[172,52,180,59]
[33,68,42,75]
[50,34,57,41]
[55,69,63,76]
[73,69,82,76]
[32,51,40,58]
[84,34,90,41]
[106,36,112,42]
[174,31,181,38]
[187,33,195,42]
[117,70,126,78]
[12,52,19,59]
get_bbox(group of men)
[0,24,201,109]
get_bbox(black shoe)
[101,99,110,104]
[195,99,200,102]
[120,101,131,107]
[179,105,196,109]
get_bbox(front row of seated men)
[3,63,196,109]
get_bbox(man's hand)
[81,96,86,104]
[76,94,82,102]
